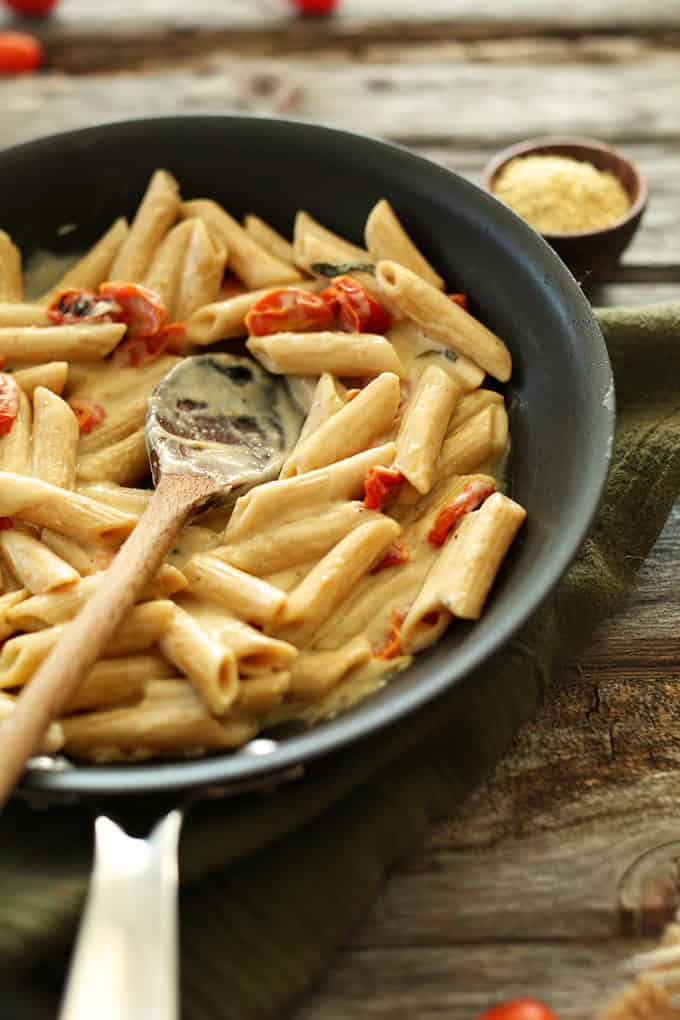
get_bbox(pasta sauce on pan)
[0,174,525,761]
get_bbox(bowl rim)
[481,134,649,240]
[2,114,615,798]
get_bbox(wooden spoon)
[0,353,303,808]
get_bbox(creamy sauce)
[147,353,304,487]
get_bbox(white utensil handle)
[59,810,183,1020]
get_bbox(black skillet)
[0,115,614,800]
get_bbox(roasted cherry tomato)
[112,322,181,368]
[449,292,468,310]
[373,608,405,660]
[0,517,13,530]
[245,287,334,337]
[363,466,405,511]
[47,289,120,325]
[0,31,43,74]
[428,479,496,546]
[99,282,167,339]
[370,540,410,574]
[289,0,337,13]
[0,373,20,436]
[67,398,106,435]
[474,999,559,1020]
[320,275,392,333]
[4,0,59,15]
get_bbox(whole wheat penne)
[75,482,151,516]
[218,502,383,576]
[437,404,508,477]
[395,364,460,494]
[159,604,239,716]
[275,516,401,645]
[0,387,31,473]
[181,199,302,289]
[280,373,345,478]
[109,170,181,282]
[0,601,173,688]
[61,679,258,761]
[237,671,291,714]
[184,554,286,624]
[173,218,228,323]
[365,199,445,290]
[77,428,149,486]
[12,362,68,398]
[246,331,404,378]
[0,529,79,594]
[77,393,147,455]
[225,443,396,541]
[0,691,63,753]
[64,660,146,713]
[243,214,296,265]
[37,217,129,304]
[0,589,28,641]
[0,323,125,363]
[284,373,400,479]
[0,231,22,302]
[293,210,370,265]
[376,260,512,382]
[143,218,195,313]
[185,279,322,345]
[289,636,372,700]
[66,353,179,406]
[447,387,504,434]
[32,386,79,488]
[0,472,137,543]
[0,304,50,327]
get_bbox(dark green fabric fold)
[2,302,680,1019]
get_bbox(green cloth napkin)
[2,302,680,1019]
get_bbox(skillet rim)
[3,114,615,798]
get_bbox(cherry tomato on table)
[289,0,338,14]
[474,998,559,1020]
[0,31,43,73]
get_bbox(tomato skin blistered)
[246,288,334,336]
[320,275,392,333]
[0,373,20,437]
[428,479,496,547]
[363,467,405,511]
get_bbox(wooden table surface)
[2,2,680,1017]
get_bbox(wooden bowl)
[482,136,648,282]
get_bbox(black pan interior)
[0,116,614,796]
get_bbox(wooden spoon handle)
[0,471,216,809]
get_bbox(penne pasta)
[0,528,80,595]
[282,372,400,478]
[186,601,298,675]
[61,679,258,762]
[37,218,129,304]
[395,364,460,494]
[159,603,239,716]
[0,323,126,363]
[0,589,28,641]
[293,210,370,265]
[279,372,345,478]
[75,482,151,516]
[247,331,405,378]
[288,636,372,700]
[12,361,69,398]
[0,472,137,543]
[0,304,50,328]
[143,218,194,313]
[236,671,290,714]
[243,214,296,266]
[447,387,504,434]
[0,230,23,302]
[225,443,396,542]
[184,279,322,345]
[109,169,181,282]
[0,691,63,753]
[64,658,146,713]
[184,554,287,625]
[276,516,401,645]
[376,260,512,382]
[181,199,302,289]
[437,404,509,477]
[32,386,79,488]
[173,218,228,323]
[365,198,445,290]
[76,428,149,486]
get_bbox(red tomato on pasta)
[363,466,405,511]
[320,275,392,333]
[112,322,183,368]
[245,288,334,336]
[474,999,559,1020]
[47,289,120,325]
[67,399,107,435]
[98,282,167,339]
[428,479,496,546]
[0,373,20,436]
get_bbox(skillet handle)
[59,810,183,1020]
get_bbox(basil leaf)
[310,262,376,277]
